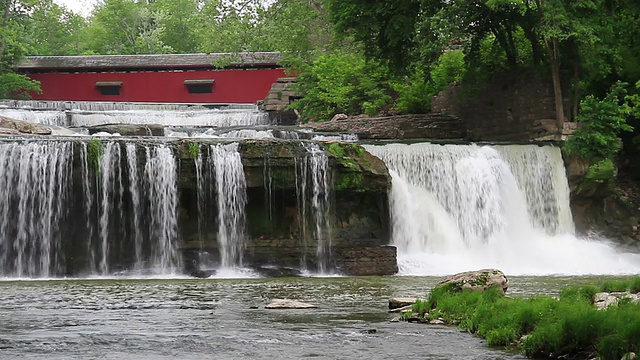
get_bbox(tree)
[85,0,172,54]
[0,0,41,98]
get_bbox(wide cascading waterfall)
[0,140,182,278]
[0,141,73,277]
[0,103,269,128]
[69,108,269,128]
[195,143,247,269]
[297,142,332,274]
[365,142,640,275]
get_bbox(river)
[0,275,625,359]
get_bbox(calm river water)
[0,275,625,359]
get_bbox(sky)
[54,0,98,17]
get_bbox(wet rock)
[256,266,302,278]
[302,114,465,140]
[429,319,445,325]
[87,124,164,136]
[435,269,509,294]
[360,329,377,334]
[265,299,317,309]
[389,305,413,313]
[190,269,216,278]
[0,115,51,135]
[335,246,397,276]
[389,297,420,310]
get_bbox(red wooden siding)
[26,68,288,103]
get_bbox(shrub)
[289,50,394,122]
[420,282,640,360]
[564,81,633,161]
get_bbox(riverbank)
[400,274,640,360]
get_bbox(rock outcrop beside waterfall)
[302,114,466,140]
[0,115,51,135]
[565,152,640,247]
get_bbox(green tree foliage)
[288,50,394,121]
[85,0,172,54]
[0,0,42,98]
[22,0,87,55]
[394,50,466,114]
[565,82,633,160]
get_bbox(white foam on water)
[365,142,640,276]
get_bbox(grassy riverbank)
[408,277,640,359]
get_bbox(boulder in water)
[388,297,421,310]
[435,269,509,294]
[265,299,317,309]
[190,269,216,279]
[0,115,51,135]
[256,266,302,278]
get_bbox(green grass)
[412,277,640,359]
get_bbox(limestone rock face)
[265,299,317,309]
[0,115,51,135]
[302,114,466,140]
[176,139,395,276]
[435,269,509,294]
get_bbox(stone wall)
[432,71,570,141]
[258,77,299,125]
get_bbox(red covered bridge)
[17,52,289,104]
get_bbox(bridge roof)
[18,52,282,71]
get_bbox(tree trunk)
[572,58,580,121]
[545,36,564,138]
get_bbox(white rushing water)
[298,142,332,273]
[195,143,248,269]
[365,142,640,276]
[0,103,269,128]
[0,108,68,126]
[144,145,181,273]
[0,142,73,277]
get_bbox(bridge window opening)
[96,81,122,96]
[184,79,214,93]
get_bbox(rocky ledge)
[0,115,51,135]
[301,114,466,140]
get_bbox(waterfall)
[365,142,640,276]
[195,143,247,269]
[96,142,125,275]
[0,141,73,277]
[297,142,332,274]
[143,145,181,273]
[0,109,68,126]
[125,144,144,270]
[0,140,182,278]
[0,103,269,128]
